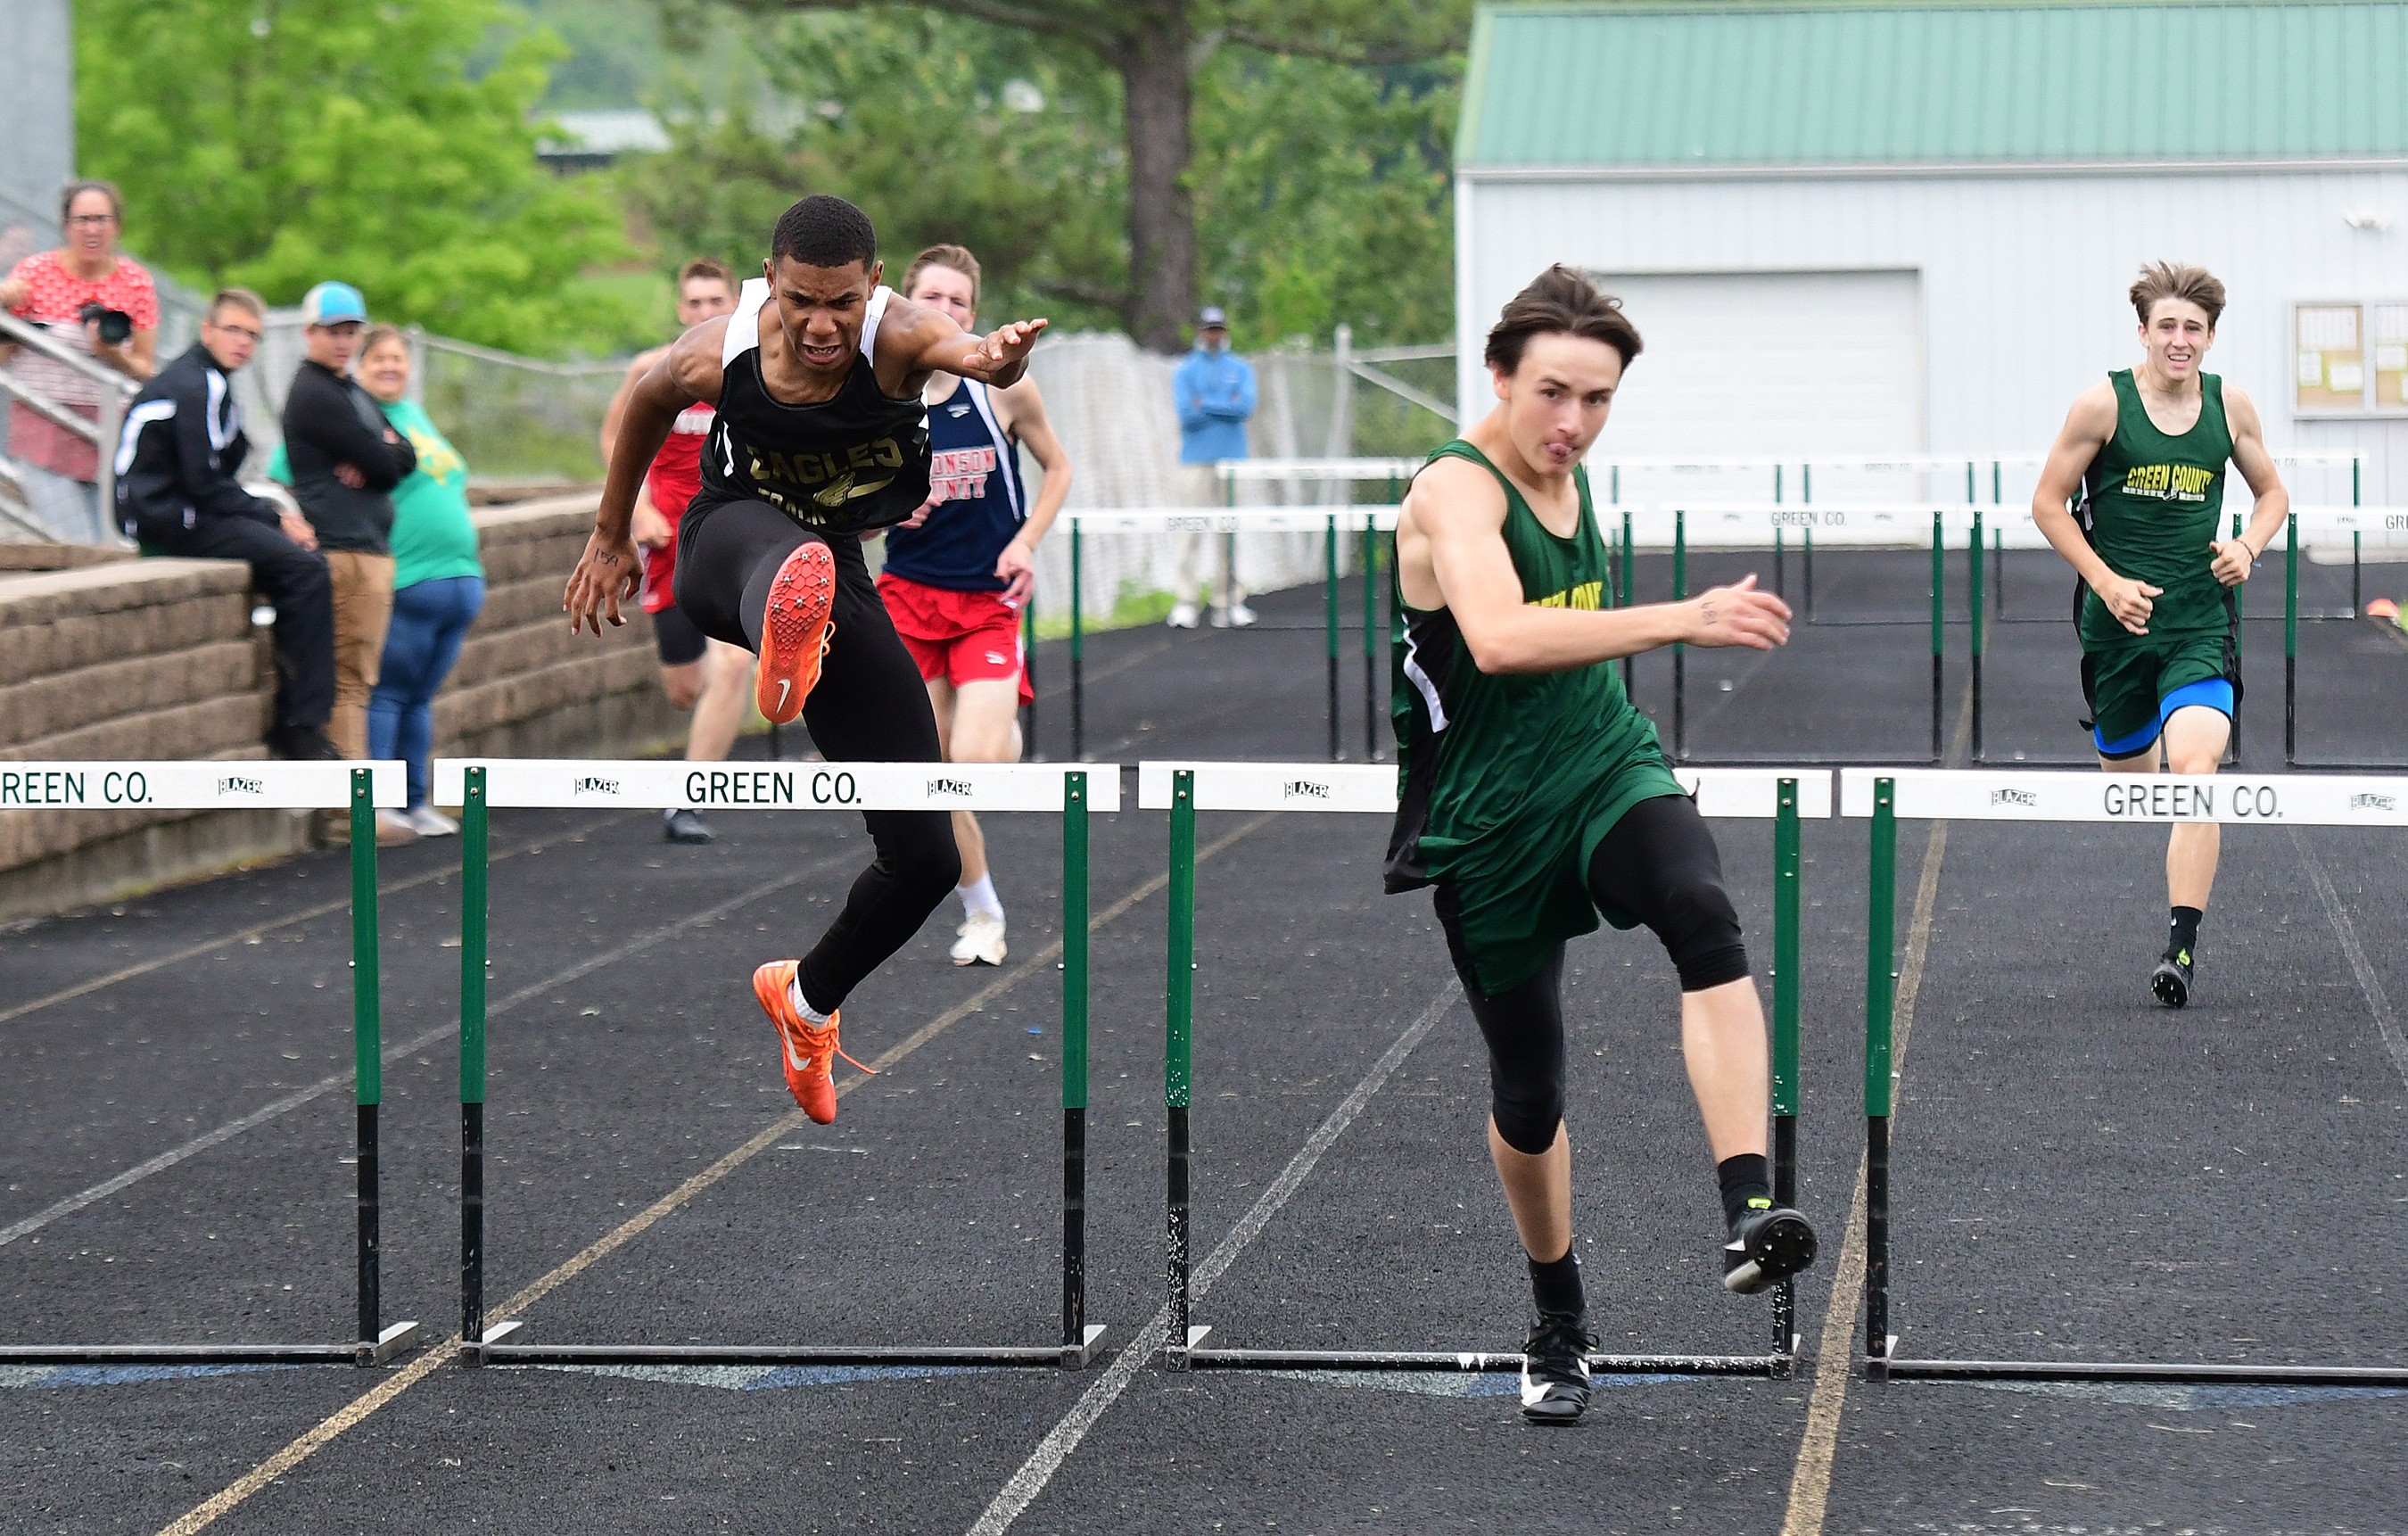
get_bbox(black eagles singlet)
[697,278,932,537]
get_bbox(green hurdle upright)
[0,761,422,1367]
[1658,505,1947,766]
[1849,767,2408,1387]
[444,757,1110,1369]
[1147,761,1827,1375]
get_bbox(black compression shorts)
[1435,793,1750,1155]
[671,496,958,1012]
[652,603,708,668]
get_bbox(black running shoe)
[1723,1200,1818,1295]
[664,807,715,845]
[2151,946,2193,1008]
[1518,1311,1594,1425]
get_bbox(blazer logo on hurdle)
[1988,788,2038,808]
[572,775,622,797]
[1281,779,1332,800]
[926,776,974,797]
[2351,792,2396,812]
[215,775,266,797]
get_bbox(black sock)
[1528,1247,1584,1318]
[1717,1152,1772,1230]
[2168,905,2202,957]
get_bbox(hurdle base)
[358,1320,425,1367]
[458,1318,524,1367]
[1878,1353,2408,1387]
[471,1328,1104,1370]
[1180,1325,1792,1376]
[0,1339,405,1367]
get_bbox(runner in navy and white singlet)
[879,244,1074,968]
[598,257,750,845]
[565,195,1049,1127]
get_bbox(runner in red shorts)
[878,244,1073,965]
[600,258,752,843]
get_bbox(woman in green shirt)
[352,326,483,836]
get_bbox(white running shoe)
[406,805,460,837]
[951,909,1007,967]
[1166,600,1200,630]
[373,809,419,846]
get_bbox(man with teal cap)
[282,279,417,761]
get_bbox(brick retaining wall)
[0,491,683,924]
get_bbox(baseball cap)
[1197,305,1228,329]
[301,281,368,327]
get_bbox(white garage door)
[1582,270,1925,461]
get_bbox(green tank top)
[2077,369,2232,648]
[1384,440,1683,995]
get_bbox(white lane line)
[1780,690,1969,1536]
[966,979,1462,1536]
[1780,817,1951,1536]
[154,816,1273,1536]
[0,811,638,1028]
[2291,827,2408,1094]
[0,848,851,1251]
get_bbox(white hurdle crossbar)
[1145,761,1829,1376]
[1842,766,2408,1386]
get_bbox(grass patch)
[1034,584,1178,640]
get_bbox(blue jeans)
[369,575,484,808]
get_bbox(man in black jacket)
[281,280,416,759]
[116,288,338,761]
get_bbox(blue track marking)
[1259,1369,1692,1400]
[1948,1378,2408,1411]
[0,1364,300,1389]
[509,1363,1007,1391]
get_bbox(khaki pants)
[1169,463,1244,607]
[324,550,396,761]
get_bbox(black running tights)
[1436,793,1751,1156]
[675,497,959,1012]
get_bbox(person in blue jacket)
[1168,306,1257,628]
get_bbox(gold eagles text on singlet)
[745,436,911,516]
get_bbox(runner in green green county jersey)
[1389,266,1816,1426]
[2032,261,2290,1009]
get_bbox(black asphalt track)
[1,548,2403,1535]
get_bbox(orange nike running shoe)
[751,960,871,1125]
[755,541,835,725]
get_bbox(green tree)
[731,0,1469,351]
[627,6,1456,349]
[76,0,642,355]
[1191,52,1456,348]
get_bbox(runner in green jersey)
[1388,266,1817,1425]
[2033,262,2289,1008]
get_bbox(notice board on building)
[2295,302,2366,414]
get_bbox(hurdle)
[1959,504,2408,769]
[0,761,424,1367]
[1058,506,1398,764]
[2276,508,2408,770]
[1618,505,1953,764]
[1141,761,1829,1376]
[437,756,1115,1368]
[1846,767,2408,1386]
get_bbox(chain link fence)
[1016,331,1454,624]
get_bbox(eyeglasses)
[67,214,119,227]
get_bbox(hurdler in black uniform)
[562,194,1046,1125]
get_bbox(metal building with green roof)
[1453,1,2408,499]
